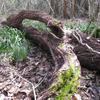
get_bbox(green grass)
[65,20,100,38]
[23,19,51,32]
[65,21,96,33]
[0,26,28,61]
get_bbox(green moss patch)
[50,65,80,100]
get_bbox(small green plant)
[23,19,51,32]
[0,26,28,61]
[50,65,80,100]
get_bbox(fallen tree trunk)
[22,26,65,68]
[70,31,100,71]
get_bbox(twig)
[46,0,54,15]
[35,73,47,89]
[8,67,37,100]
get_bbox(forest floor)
[78,68,100,100]
[0,43,100,100]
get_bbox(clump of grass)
[0,26,28,61]
[23,19,51,32]
[50,65,80,100]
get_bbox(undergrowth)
[23,19,51,32]
[0,19,50,61]
[65,20,100,38]
[23,19,100,38]
[65,20,96,33]
[0,26,28,61]
[50,65,80,100]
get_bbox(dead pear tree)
[1,10,100,100]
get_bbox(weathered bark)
[1,10,66,69]
[1,10,73,77]
[70,32,100,71]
